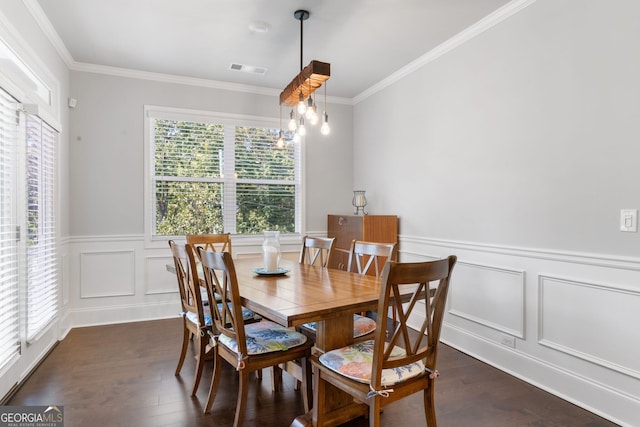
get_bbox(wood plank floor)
[7,318,618,427]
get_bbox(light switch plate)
[620,209,638,232]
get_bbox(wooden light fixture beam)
[279,60,330,107]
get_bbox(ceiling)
[34,0,512,100]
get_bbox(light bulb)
[276,131,285,148]
[309,108,319,126]
[297,92,306,114]
[305,97,315,119]
[288,110,297,131]
[306,104,318,124]
[320,112,330,135]
[298,116,306,136]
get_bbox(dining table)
[168,254,387,426]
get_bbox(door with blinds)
[0,87,20,372]
[0,86,58,376]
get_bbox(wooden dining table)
[231,256,382,427]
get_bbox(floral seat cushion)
[185,304,259,327]
[302,314,376,339]
[219,320,308,355]
[318,340,425,387]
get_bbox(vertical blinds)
[25,115,57,342]
[0,87,20,369]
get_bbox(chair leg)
[175,325,189,376]
[368,396,382,427]
[271,365,283,391]
[301,356,313,413]
[312,365,326,426]
[233,370,250,427]
[191,336,207,396]
[424,383,437,427]
[204,352,223,414]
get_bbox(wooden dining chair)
[186,233,232,257]
[347,240,399,323]
[311,255,457,427]
[186,233,261,325]
[198,247,314,426]
[347,240,398,278]
[169,240,211,397]
[298,236,377,341]
[298,235,335,267]
[185,234,232,305]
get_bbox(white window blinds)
[0,87,20,369]
[148,108,301,238]
[25,115,57,342]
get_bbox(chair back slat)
[198,247,247,355]
[371,256,457,389]
[299,236,335,267]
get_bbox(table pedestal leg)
[291,314,367,427]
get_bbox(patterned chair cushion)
[318,340,425,386]
[219,320,308,355]
[302,314,376,339]
[185,304,258,327]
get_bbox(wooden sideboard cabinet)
[327,214,398,272]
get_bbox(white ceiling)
[34,0,512,100]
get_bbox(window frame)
[143,105,305,249]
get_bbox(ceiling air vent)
[229,63,267,75]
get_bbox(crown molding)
[22,0,75,68]
[352,0,537,104]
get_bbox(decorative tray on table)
[253,267,290,276]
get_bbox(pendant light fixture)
[278,9,330,143]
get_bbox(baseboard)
[68,301,180,328]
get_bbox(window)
[145,106,301,240]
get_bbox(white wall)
[68,71,353,237]
[353,0,639,425]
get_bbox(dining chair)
[347,240,398,278]
[169,240,211,397]
[298,235,335,267]
[186,234,232,305]
[298,237,377,341]
[186,233,233,257]
[198,247,314,426]
[186,233,262,325]
[347,240,398,323]
[311,255,457,427]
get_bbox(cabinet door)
[327,215,363,270]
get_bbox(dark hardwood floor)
[7,318,617,427]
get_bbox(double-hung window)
[145,106,301,241]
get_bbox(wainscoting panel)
[145,255,177,295]
[80,250,135,298]
[448,261,525,338]
[399,235,640,427]
[539,275,640,379]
